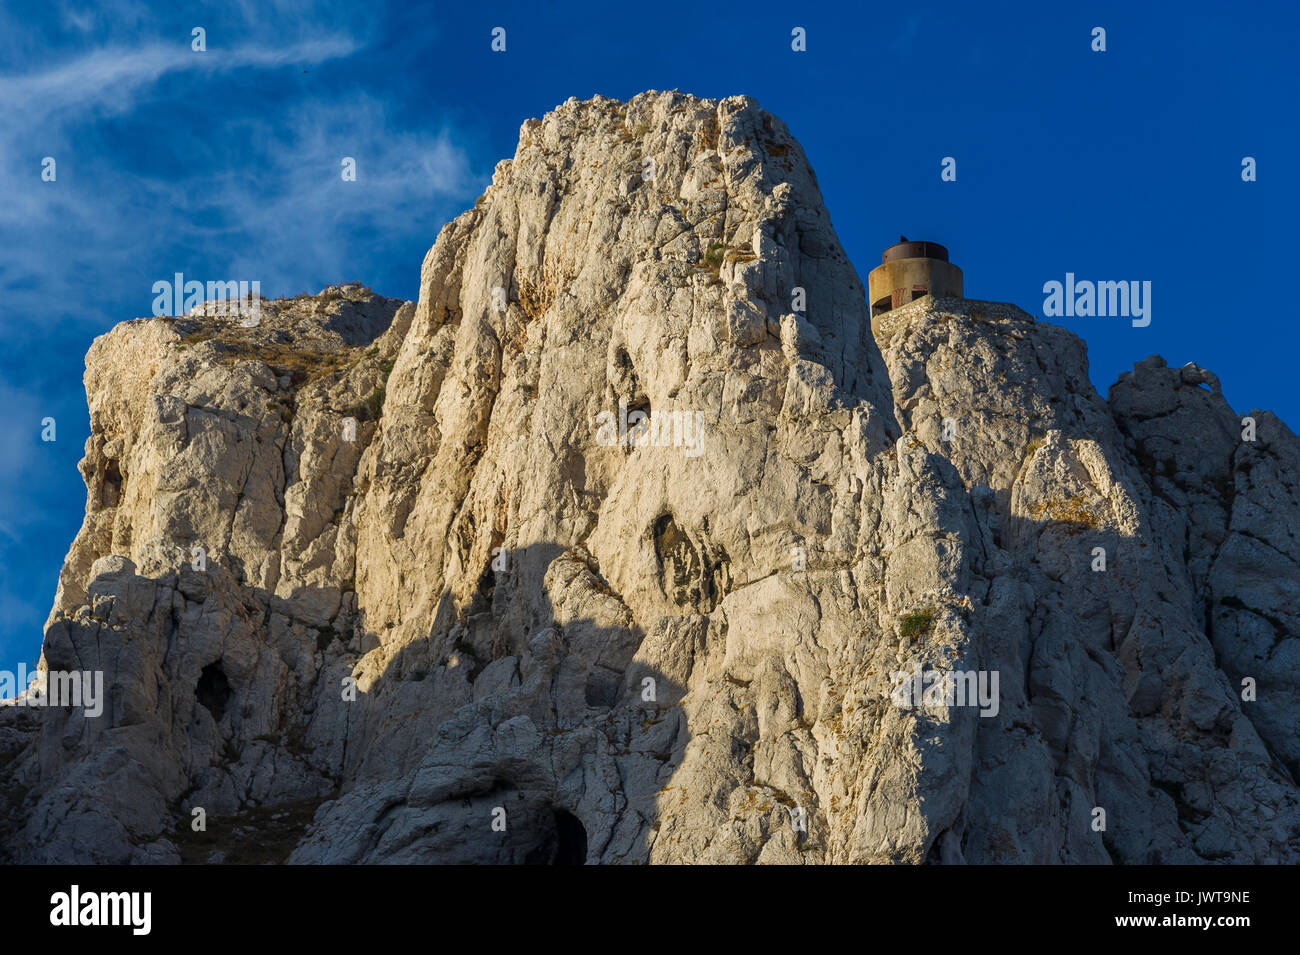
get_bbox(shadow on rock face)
[283,539,690,865]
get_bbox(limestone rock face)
[2,92,1297,865]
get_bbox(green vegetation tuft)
[899,606,936,640]
[345,386,386,423]
[702,241,726,272]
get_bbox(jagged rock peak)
[2,93,1297,865]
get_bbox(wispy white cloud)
[0,7,485,664]
[0,382,45,489]
[0,37,359,118]
[124,94,480,289]
[0,29,483,312]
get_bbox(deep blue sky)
[2,0,1296,667]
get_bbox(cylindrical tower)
[867,239,963,334]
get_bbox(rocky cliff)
[2,91,1297,864]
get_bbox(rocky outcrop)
[2,91,1296,864]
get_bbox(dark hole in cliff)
[100,459,122,508]
[653,513,728,612]
[561,451,587,495]
[196,663,231,721]
[924,835,944,864]
[473,560,495,610]
[611,347,650,426]
[521,805,588,865]
[654,513,700,603]
[584,667,622,708]
[613,347,634,378]
[552,810,587,864]
[626,396,652,443]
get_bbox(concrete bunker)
[867,238,963,334]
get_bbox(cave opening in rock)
[100,459,122,508]
[552,809,587,865]
[196,662,231,721]
[473,559,495,608]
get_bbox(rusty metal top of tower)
[881,240,949,264]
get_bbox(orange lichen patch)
[1028,493,1106,530]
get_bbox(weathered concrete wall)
[869,258,963,334]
